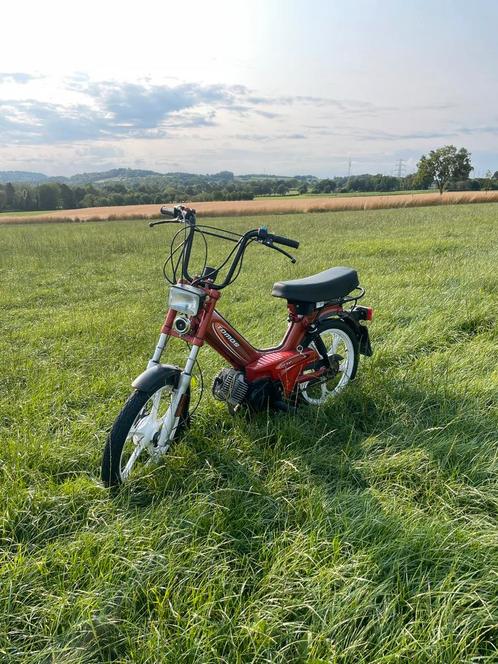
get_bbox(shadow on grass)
[118,370,496,511]
[5,367,494,560]
[4,377,495,662]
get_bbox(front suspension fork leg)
[148,332,170,368]
[156,343,200,449]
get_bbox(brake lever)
[149,218,180,228]
[264,240,296,263]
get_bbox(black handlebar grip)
[160,206,177,218]
[271,234,300,249]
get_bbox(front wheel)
[299,319,359,406]
[101,384,190,488]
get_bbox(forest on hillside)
[1,169,497,212]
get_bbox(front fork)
[148,332,169,366]
[146,331,199,450]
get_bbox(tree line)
[1,147,497,212]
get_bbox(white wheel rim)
[119,387,172,480]
[300,328,355,405]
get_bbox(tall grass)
[0,203,497,662]
[1,190,498,224]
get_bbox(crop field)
[1,203,497,662]
[1,190,498,225]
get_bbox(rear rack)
[338,285,365,305]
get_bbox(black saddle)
[272,267,359,303]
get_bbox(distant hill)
[0,168,318,186]
[0,171,48,184]
[55,168,164,185]
[237,173,318,181]
[0,168,165,185]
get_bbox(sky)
[0,0,497,177]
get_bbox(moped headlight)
[168,285,205,316]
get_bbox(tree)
[482,170,493,191]
[80,193,96,208]
[319,179,336,193]
[5,182,15,209]
[19,187,35,210]
[59,183,75,209]
[416,145,473,194]
[37,183,60,210]
[275,183,289,195]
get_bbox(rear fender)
[132,364,181,394]
[318,310,373,357]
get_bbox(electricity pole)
[346,157,352,189]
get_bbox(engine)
[212,368,249,408]
[212,368,277,412]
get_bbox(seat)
[272,266,359,303]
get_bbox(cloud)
[0,72,41,84]
[302,123,498,142]
[254,109,281,119]
[0,80,256,144]
[163,109,217,129]
[361,126,498,141]
[234,132,306,141]
[84,80,244,129]
[0,74,476,160]
[2,76,409,147]
[247,94,382,115]
[74,144,125,158]
[0,100,121,143]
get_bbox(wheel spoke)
[119,390,174,481]
[121,440,147,480]
[150,393,161,419]
[300,326,356,406]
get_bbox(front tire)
[299,319,359,406]
[101,385,190,488]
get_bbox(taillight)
[354,305,373,322]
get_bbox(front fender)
[131,364,181,394]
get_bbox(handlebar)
[266,234,299,249]
[150,205,197,228]
[160,205,196,220]
[151,204,300,289]
[159,206,178,218]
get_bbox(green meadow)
[1,203,497,662]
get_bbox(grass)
[256,189,431,199]
[1,203,497,662]
[0,209,53,217]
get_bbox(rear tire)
[299,319,359,406]
[101,386,190,488]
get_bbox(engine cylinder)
[212,368,249,407]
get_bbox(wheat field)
[1,190,498,224]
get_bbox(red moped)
[102,205,373,486]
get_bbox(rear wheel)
[101,385,190,488]
[299,319,358,406]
